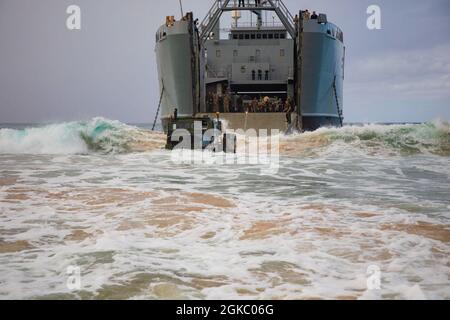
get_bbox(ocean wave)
[280,120,450,156]
[0,118,165,154]
[1,118,449,156]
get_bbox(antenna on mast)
[179,0,184,18]
[232,0,241,27]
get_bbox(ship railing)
[274,0,295,24]
[199,0,229,41]
[230,21,285,29]
[270,0,296,38]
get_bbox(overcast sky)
[0,0,449,123]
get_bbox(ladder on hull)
[152,83,165,131]
[333,76,344,127]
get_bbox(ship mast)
[178,0,184,18]
[231,0,241,28]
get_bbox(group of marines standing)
[207,91,294,116]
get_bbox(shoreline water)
[0,118,449,300]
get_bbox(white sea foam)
[0,118,165,155]
[1,118,449,156]
[0,123,88,154]
[0,119,449,300]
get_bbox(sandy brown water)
[0,120,449,300]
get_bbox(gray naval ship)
[155,0,345,139]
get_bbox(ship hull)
[155,21,196,123]
[300,21,345,130]
[155,16,345,133]
[302,115,341,131]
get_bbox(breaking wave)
[0,118,449,156]
[281,120,450,156]
[0,118,165,154]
